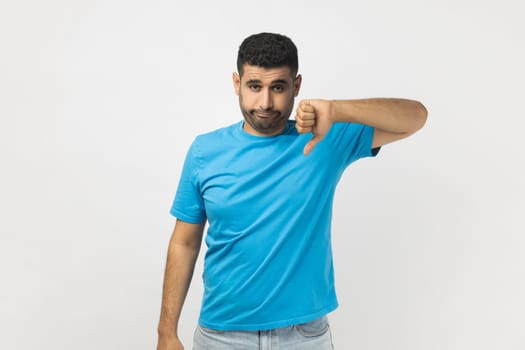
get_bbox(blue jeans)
[193,316,334,350]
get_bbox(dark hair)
[237,33,298,77]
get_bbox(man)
[157,32,427,350]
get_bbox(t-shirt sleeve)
[328,122,380,167]
[170,140,206,224]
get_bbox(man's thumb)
[303,136,321,156]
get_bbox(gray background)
[1,0,524,349]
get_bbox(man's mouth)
[253,111,278,119]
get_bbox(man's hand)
[157,333,184,350]
[295,99,334,155]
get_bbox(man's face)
[233,64,302,136]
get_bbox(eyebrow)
[245,79,289,86]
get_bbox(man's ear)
[294,74,302,97]
[233,72,240,96]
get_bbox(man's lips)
[253,111,278,119]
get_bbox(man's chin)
[245,120,284,135]
[257,122,287,134]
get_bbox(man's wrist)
[330,99,358,123]
[157,322,178,337]
[329,99,343,123]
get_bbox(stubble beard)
[240,95,294,136]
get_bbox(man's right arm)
[157,219,205,350]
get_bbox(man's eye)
[272,85,284,92]
[249,85,261,91]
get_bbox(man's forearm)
[157,238,201,337]
[295,97,427,154]
[331,98,427,134]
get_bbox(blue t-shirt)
[171,120,378,331]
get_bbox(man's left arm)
[295,98,427,155]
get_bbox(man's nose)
[259,89,274,110]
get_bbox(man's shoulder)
[189,121,241,156]
[195,121,240,141]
